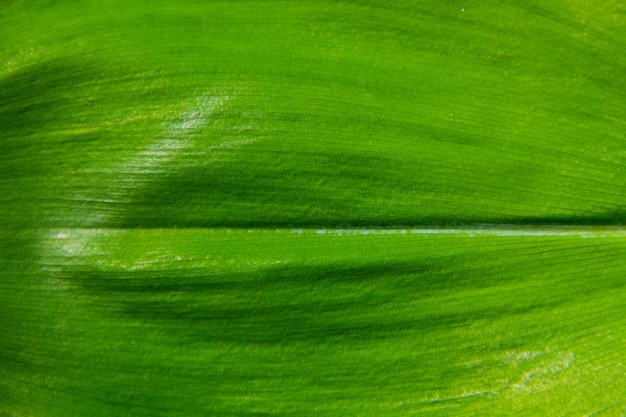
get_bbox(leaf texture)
[1,1,625,416]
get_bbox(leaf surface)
[1,1,625,415]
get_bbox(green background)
[1,1,625,415]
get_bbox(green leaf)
[1,1,625,416]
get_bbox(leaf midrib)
[29,224,626,237]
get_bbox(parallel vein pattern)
[2,230,626,416]
[1,1,625,416]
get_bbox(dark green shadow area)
[59,261,474,344]
[59,248,624,346]
[0,58,148,140]
[112,150,626,228]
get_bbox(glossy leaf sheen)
[1,1,625,416]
